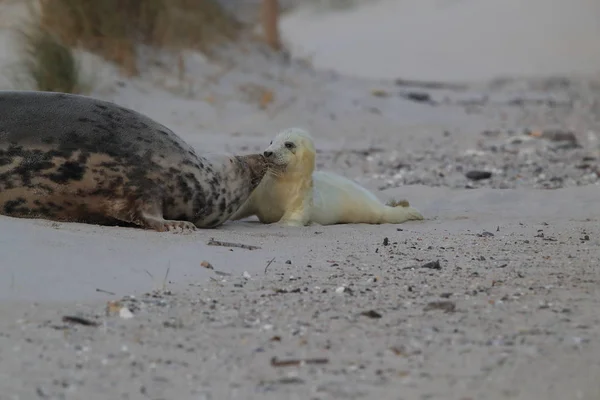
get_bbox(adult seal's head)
[0,90,271,232]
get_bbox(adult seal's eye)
[285,142,295,149]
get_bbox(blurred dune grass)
[28,0,241,79]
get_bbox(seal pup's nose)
[264,151,273,158]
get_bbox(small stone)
[420,260,441,270]
[465,170,492,181]
[360,310,383,319]
[477,231,495,237]
[531,129,578,143]
[383,237,389,246]
[371,89,390,97]
[106,301,122,316]
[424,301,456,313]
[400,92,432,103]
[119,307,134,319]
[200,261,213,269]
[285,260,292,264]
[242,271,251,279]
[481,130,501,137]
[335,286,354,295]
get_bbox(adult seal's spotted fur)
[0,91,270,232]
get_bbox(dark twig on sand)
[360,310,383,319]
[424,301,456,313]
[95,288,116,295]
[264,257,276,274]
[270,356,329,367]
[62,315,99,327]
[207,238,261,250]
[420,260,442,270]
[162,265,171,290]
[394,78,467,91]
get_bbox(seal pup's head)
[262,128,316,179]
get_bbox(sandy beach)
[0,0,599,399]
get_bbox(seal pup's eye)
[284,142,295,149]
[269,141,272,145]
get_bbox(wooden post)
[262,0,281,51]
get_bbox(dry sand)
[1,1,600,399]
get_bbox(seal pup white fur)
[230,128,424,226]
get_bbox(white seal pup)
[0,91,271,232]
[230,127,424,226]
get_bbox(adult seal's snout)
[0,91,269,232]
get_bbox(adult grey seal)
[0,91,270,232]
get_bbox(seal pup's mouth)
[261,154,287,177]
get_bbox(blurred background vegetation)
[15,0,260,93]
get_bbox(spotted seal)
[0,91,270,232]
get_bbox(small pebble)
[424,301,456,313]
[401,91,432,103]
[466,170,492,181]
[478,231,495,237]
[119,307,134,319]
[420,260,442,270]
[360,310,383,319]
